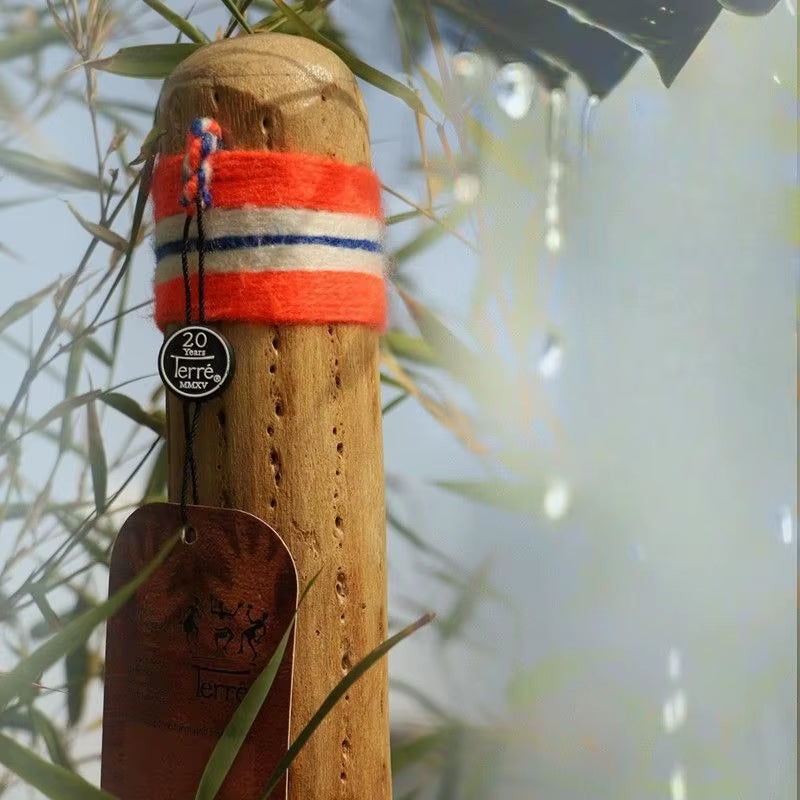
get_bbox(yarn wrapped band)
[152,143,387,330]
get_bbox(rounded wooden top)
[157,33,370,164]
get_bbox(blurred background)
[0,1,796,798]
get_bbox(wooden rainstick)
[158,34,390,800]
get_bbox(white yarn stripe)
[155,206,384,248]
[155,243,386,284]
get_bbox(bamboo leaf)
[86,399,107,513]
[386,208,424,225]
[0,148,107,192]
[258,612,435,799]
[0,279,60,336]
[100,391,165,437]
[88,43,202,79]
[217,0,254,35]
[392,728,452,773]
[0,534,177,709]
[271,0,428,117]
[387,510,454,567]
[0,391,103,456]
[436,560,492,641]
[506,654,593,710]
[65,641,90,727]
[30,708,73,770]
[382,392,409,415]
[141,0,209,43]
[383,331,438,366]
[59,315,86,452]
[391,204,470,265]
[397,288,517,409]
[143,440,168,500]
[66,203,129,252]
[0,732,114,799]
[397,288,476,382]
[0,26,64,62]
[194,573,317,800]
[435,480,540,515]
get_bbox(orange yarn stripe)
[154,271,387,330]
[152,151,382,222]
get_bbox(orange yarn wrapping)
[152,148,386,329]
[153,151,382,221]
[155,271,386,329]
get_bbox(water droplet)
[538,333,563,378]
[581,94,600,158]
[672,690,687,727]
[453,172,480,204]
[452,51,483,82]
[545,227,562,253]
[493,62,535,120]
[773,73,782,85]
[668,647,682,681]
[544,90,567,254]
[543,479,570,520]
[662,699,676,731]
[661,690,688,733]
[778,506,794,544]
[669,766,687,800]
[547,89,567,152]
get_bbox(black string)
[180,214,193,324]
[195,195,206,324]
[178,200,207,526]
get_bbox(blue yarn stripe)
[156,233,383,261]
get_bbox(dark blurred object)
[431,0,781,96]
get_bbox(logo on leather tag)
[101,504,297,800]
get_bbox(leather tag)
[101,503,297,800]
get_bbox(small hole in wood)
[340,772,347,782]
[335,375,341,388]
[272,336,280,350]
[341,653,352,672]
[270,498,277,509]
[274,471,281,485]
[335,569,347,598]
[335,469,340,476]
[332,426,337,435]
[337,442,344,454]
[180,525,197,545]
[335,516,342,529]
[217,409,226,426]
[275,401,284,416]
[269,363,276,374]
[267,425,274,436]
[269,449,279,465]
[327,325,334,336]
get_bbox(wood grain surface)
[158,33,390,800]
